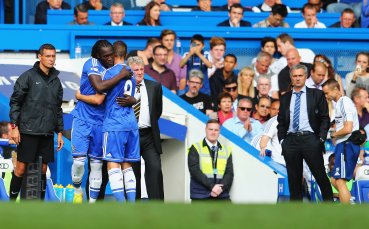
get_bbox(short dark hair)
[0,121,9,137]
[277,33,294,46]
[206,119,221,127]
[38,43,56,55]
[224,77,237,86]
[91,40,113,59]
[160,29,177,40]
[153,44,168,55]
[261,37,277,50]
[217,92,233,104]
[229,3,244,13]
[341,7,355,17]
[302,3,317,14]
[351,87,367,101]
[74,3,88,17]
[145,37,161,49]
[272,4,288,18]
[191,34,205,45]
[321,78,340,91]
[224,53,237,63]
[113,40,128,59]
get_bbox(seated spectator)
[217,3,251,27]
[345,52,369,98]
[351,87,369,128]
[223,77,239,112]
[206,36,226,78]
[238,67,256,98]
[294,3,326,28]
[278,48,313,95]
[220,0,253,11]
[252,0,291,12]
[252,96,271,124]
[270,99,280,117]
[363,0,369,28]
[327,0,362,19]
[81,0,107,10]
[329,8,360,28]
[144,45,177,93]
[126,38,161,65]
[272,33,315,74]
[69,4,94,25]
[192,0,215,12]
[160,30,187,92]
[105,2,132,26]
[154,0,172,11]
[223,98,263,143]
[216,92,234,124]
[305,61,327,90]
[309,0,324,13]
[180,69,214,115]
[252,37,279,65]
[314,54,344,94]
[0,121,15,160]
[253,51,273,83]
[35,0,71,24]
[253,4,289,28]
[210,54,238,99]
[180,34,213,95]
[253,75,276,106]
[137,1,161,26]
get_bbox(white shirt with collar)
[136,80,151,129]
[305,77,325,90]
[205,138,218,150]
[110,21,123,26]
[294,20,326,28]
[288,86,314,133]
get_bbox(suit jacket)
[277,87,330,142]
[144,79,163,154]
[104,21,132,26]
[217,19,251,27]
[329,21,360,28]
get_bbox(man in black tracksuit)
[9,43,64,200]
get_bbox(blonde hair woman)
[238,67,255,98]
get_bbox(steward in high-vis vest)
[188,119,233,200]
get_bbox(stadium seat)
[277,177,290,201]
[0,178,9,201]
[352,180,369,204]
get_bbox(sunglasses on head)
[225,86,237,92]
[238,107,252,112]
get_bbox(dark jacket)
[329,21,360,28]
[10,62,64,135]
[217,19,251,27]
[188,139,233,199]
[104,21,132,26]
[35,1,71,24]
[277,87,330,142]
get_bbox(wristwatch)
[351,79,356,84]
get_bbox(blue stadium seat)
[0,178,9,201]
[352,180,369,204]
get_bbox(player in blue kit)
[76,41,139,202]
[70,40,132,203]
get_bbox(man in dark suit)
[329,8,359,28]
[104,2,132,26]
[118,56,164,200]
[217,3,251,27]
[277,64,333,202]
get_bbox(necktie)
[314,84,320,89]
[293,91,302,131]
[211,146,216,152]
[133,84,141,121]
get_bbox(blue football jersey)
[102,63,138,132]
[71,58,106,124]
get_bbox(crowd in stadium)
[1,0,369,203]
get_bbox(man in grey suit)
[117,56,164,200]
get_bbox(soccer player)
[70,40,131,203]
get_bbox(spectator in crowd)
[220,0,247,11]
[253,75,275,107]
[252,96,271,124]
[351,87,369,128]
[327,0,362,19]
[181,69,214,115]
[345,52,369,98]
[9,44,64,201]
[217,3,251,27]
[252,0,291,12]
[309,0,324,13]
[69,3,94,25]
[81,0,107,10]
[322,79,360,204]
[278,64,333,202]
[272,33,315,74]
[145,45,177,93]
[35,0,71,24]
[210,54,238,99]
[252,37,278,65]
[253,4,289,28]
[206,36,226,78]
[362,0,369,28]
[278,48,313,95]
[329,8,360,28]
[223,78,239,112]
[238,67,256,98]
[223,98,263,143]
[126,38,161,65]
[314,54,345,95]
[192,0,215,12]
[188,119,233,201]
[180,34,213,95]
[154,0,172,11]
[0,122,15,160]
[137,1,161,26]
[253,51,273,83]
[104,2,132,26]
[160,30,187,93]
[216,92,234,124]
[270,99,280,117]
[305,61,327,90]
[294,3,327,28]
